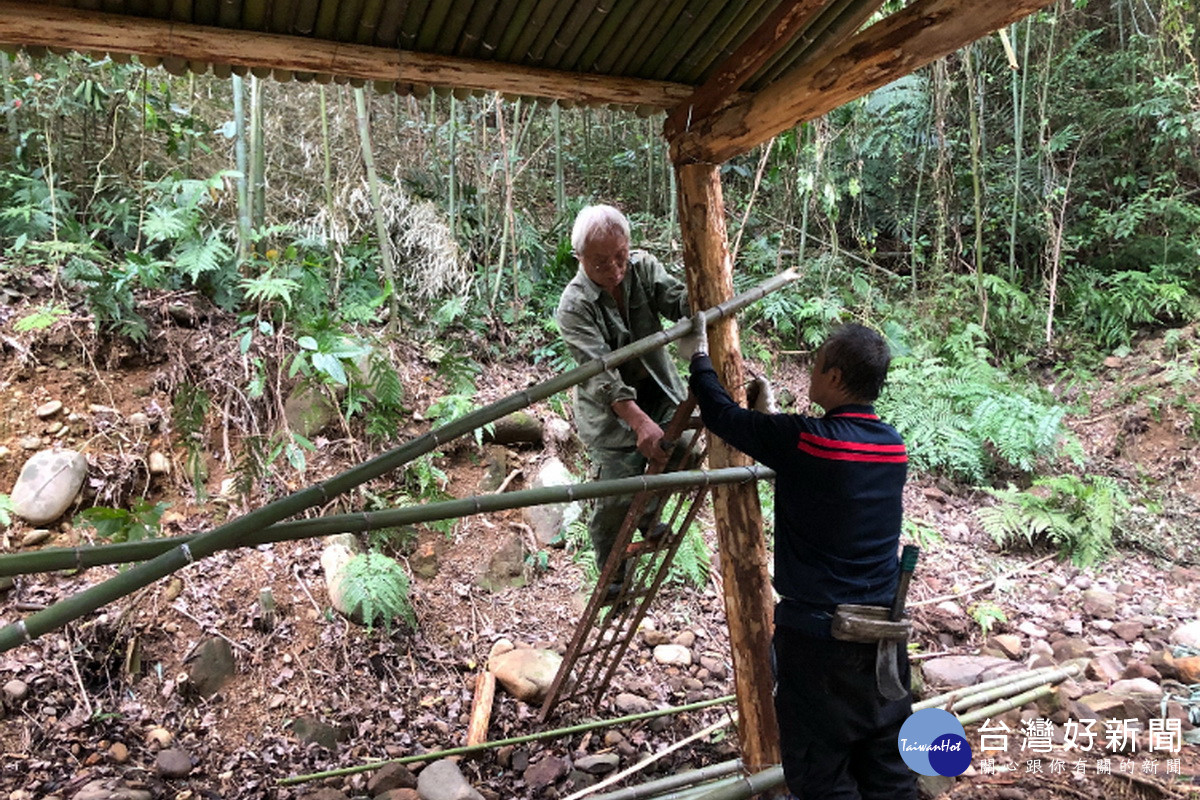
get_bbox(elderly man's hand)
[635,419,668,464]
[678,312,709,360]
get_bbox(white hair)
[571,204,630,253]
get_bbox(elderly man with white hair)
[555,204,693,601]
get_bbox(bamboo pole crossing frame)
[0,270,797,653]
[0,466,774,577]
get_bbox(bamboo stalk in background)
[692,766,785,800]
[353,86,401,332]
[958,684,1054,727]
[587,761,744,800]
[0,466,774,577]
[0,270,799,653]
[248,74,265,235]
[232,74,250,262]
[912,663,1080,713]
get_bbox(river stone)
[35,400,63,419]
[293,716,347,750]
[525,755,571,791]
[614,693,655,714]
[3,679,28,703]
[20,529,51,548]
[1051,637,1093,663]
[488,648,562,704]
[377,790,420,800]
[367,762,417,794]
[521,457,582,546]
[986,634,1023,659]
[185,637,235,698]
[1111,620,1144,642]
[920,655,1011,689]
[19,436,42,450]
[1169,621,1200,649]
[417,759,485,800]
[1109,678,1162,698]
[574,754,619,775]
[1082,588,1117,619]
[653,644,693,667]
[10,449,87,524]
[155,748,193,778]
[148,452,171,475]
[73,780,152,800]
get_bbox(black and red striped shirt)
[689,355,907,637]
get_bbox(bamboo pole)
[957,684,1054,727]
[587,760,744,800]
[0,271,798,652]
[354,86,401,332]
[912,663,1078,712]
[691,766,785,800]
[0,466,774,577]
[280,694,737,786]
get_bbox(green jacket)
[555,250,691,450]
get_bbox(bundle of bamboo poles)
[913,662,1082,726]
[0,269,799,652]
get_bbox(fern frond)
[338,552,417,632]
[175,235,233,283]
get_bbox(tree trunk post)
[674,160,781,779]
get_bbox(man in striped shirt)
[683,319,916,800]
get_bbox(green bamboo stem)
[660,776,744,800]
[912,663,1075,712]
[589,760,743,800]
[0,270,798,653]
[279,694,736,785]
[913,663,1079,714]
[692,766,784,800]
[232,74,250,262]
[0,466,774,577]
[353,86,401,332]
[958,684,1054,727]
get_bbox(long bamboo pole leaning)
[0,269,798,653]
[0,466,776,577]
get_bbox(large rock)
[284,383,337,439]
[367,763,417,795]
[184,637,235,698]
[477,533,527,591]
[417,759,484,800]
[521,457,582,546]
[1169,621,1200,649]
[488,648,562,705]
[10,449,87,524]
[1081,588,1117,619]
[920,655,1012,689]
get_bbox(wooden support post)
[675,161,780,777]
[466,671,496,748]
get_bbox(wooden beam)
[675,162,780,777]
[0,0,693,108]
[663,0,827,141]
[670,0,1057,163]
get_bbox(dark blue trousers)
[773,626,918,800]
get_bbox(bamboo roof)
[0,0,1054,161]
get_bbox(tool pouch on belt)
[831,604,911,702]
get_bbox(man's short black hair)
[818,323,891,402]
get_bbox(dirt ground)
[1,296,1198,799]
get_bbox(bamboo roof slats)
[269,0,298,34]
[562,0,635,70]
[477,0,522,58]
[211,59,231,76]
[334,0,368,41]
[352,0,386,45]
[396,0,429,48]
[170,0,192,23]
[193,0,218,25]
[148,0,169,16]
[292,0,320,34]
[432,0,474,54]
[312,0,343,39]
[217,0,240,27]
[455,0,498,58]
[672,0,779,85]
[412,0,453,51]
[538,0,603,69]
[645,0,730,81]
[603,0,688,74]
[240,0,265,29]
[627,0,704,77]
[519,0,574,66]
[371,0,406,46]
[497,0,557,62]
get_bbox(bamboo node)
[179,543,195,564]
[17,620,31,643]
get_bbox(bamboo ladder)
[539,394,711,721]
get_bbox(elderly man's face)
[578,229,630,294]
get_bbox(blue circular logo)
[897,708,973,776]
